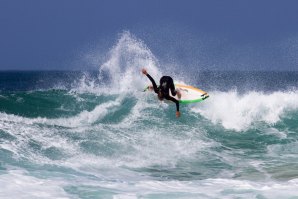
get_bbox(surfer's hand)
[142,68,148,75]
[177,90,182,99]
[176,111,180,118]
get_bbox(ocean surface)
[1,34,298,199]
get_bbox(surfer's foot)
[177,90,182,99]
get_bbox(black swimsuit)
[146,74,179,112]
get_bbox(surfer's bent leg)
[169,78,177,96]
[165,95,179,112]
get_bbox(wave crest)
[192,90,298,131]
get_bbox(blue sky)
[1,0,298,70]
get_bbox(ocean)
[0,33,298,199]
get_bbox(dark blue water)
[1,70,297,92]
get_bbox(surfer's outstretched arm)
[146,74,158,93]
[142,69,158,93]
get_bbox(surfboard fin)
[201,93,209,100]
[203,95,209,100]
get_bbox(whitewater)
[0,32,298,199]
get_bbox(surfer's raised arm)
[142,68,158,93]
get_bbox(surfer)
[142,68,181,117]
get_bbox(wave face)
[1,32,298,198]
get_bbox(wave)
[192,90,298,131]
[1,169,298,199]
[1,88,297,171]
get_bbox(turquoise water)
[0,33,298,198]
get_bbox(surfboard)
[144,84,209,104]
